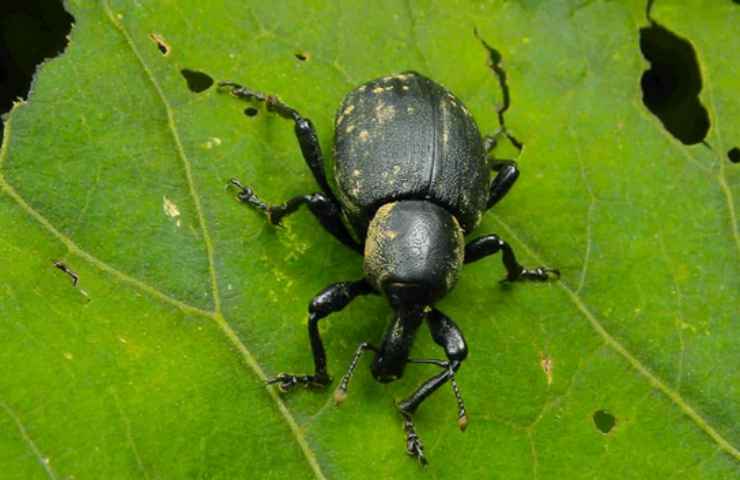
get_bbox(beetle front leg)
[229,179,362,252]
[464,234,559,281]
[396,309,469,465]
[268,279,374,392]
[396,359,461,465]
[219,81,335,200]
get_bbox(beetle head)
[364,200,465,307]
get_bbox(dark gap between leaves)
[639,1,709,145]
[149,33,170,55]
[181,69,214,93]
[728,147,740,164]
[295,52,309,61]
[244,107,258,117]
[593,410,616,434]
[0,0,73,144]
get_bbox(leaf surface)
[1,0,738,478]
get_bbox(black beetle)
[220,71,558,465]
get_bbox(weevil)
[220,71,558,464]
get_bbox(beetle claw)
[267,373,331,392]
[402,413,428,466]
[502,266,560,283]
[266,373,299,392]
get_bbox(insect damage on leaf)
[593,410,616,434]
[728,147,739,164]
[639,2,709,145]
[149,33,170,55]
[181,69,214,93]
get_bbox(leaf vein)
[491,215,740,461]
[101,2,329,478]
[0,400,59,480]
[101,0,222,315]
[0,123,211,318]
[703,68,740,254]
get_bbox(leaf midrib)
[99,1,329,479]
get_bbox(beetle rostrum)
[219,71,559,465]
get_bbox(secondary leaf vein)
[101,0,222,315]
[1,400,59,480]
[491,215,740,461]
[101,2,328,478]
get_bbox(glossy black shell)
[333,72,490,238]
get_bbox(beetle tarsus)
[267,372,331,392]
[402,413,427,466]
[504,266,560,283]
[218,81,268,103]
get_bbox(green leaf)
[1,0,738,478]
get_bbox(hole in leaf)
[593,410,616,434]
[0,0,73,142]
[639,17,709,145]
[181,69,213,93]
[294,52,309,61]
[149,33,170,55]
[244,107,258,117]
[728,147,740,164]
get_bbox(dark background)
[0,0,72,143]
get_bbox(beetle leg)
[219,81,336,201]
[464,234,560,281]
[487,159,520,209]
[396,309,469,465]
[398,360,463,416]
[267,279,374,392]
[400,309,469,425]
[228,179,362,252]
[402,412,427,465]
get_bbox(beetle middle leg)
[397,308,469,465]
[218,81,335,201]
[229,179,362,252]
[268,279,374,391]
[465,234,559,281]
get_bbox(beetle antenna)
[334,342,375,405]
[449,373,468,431]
